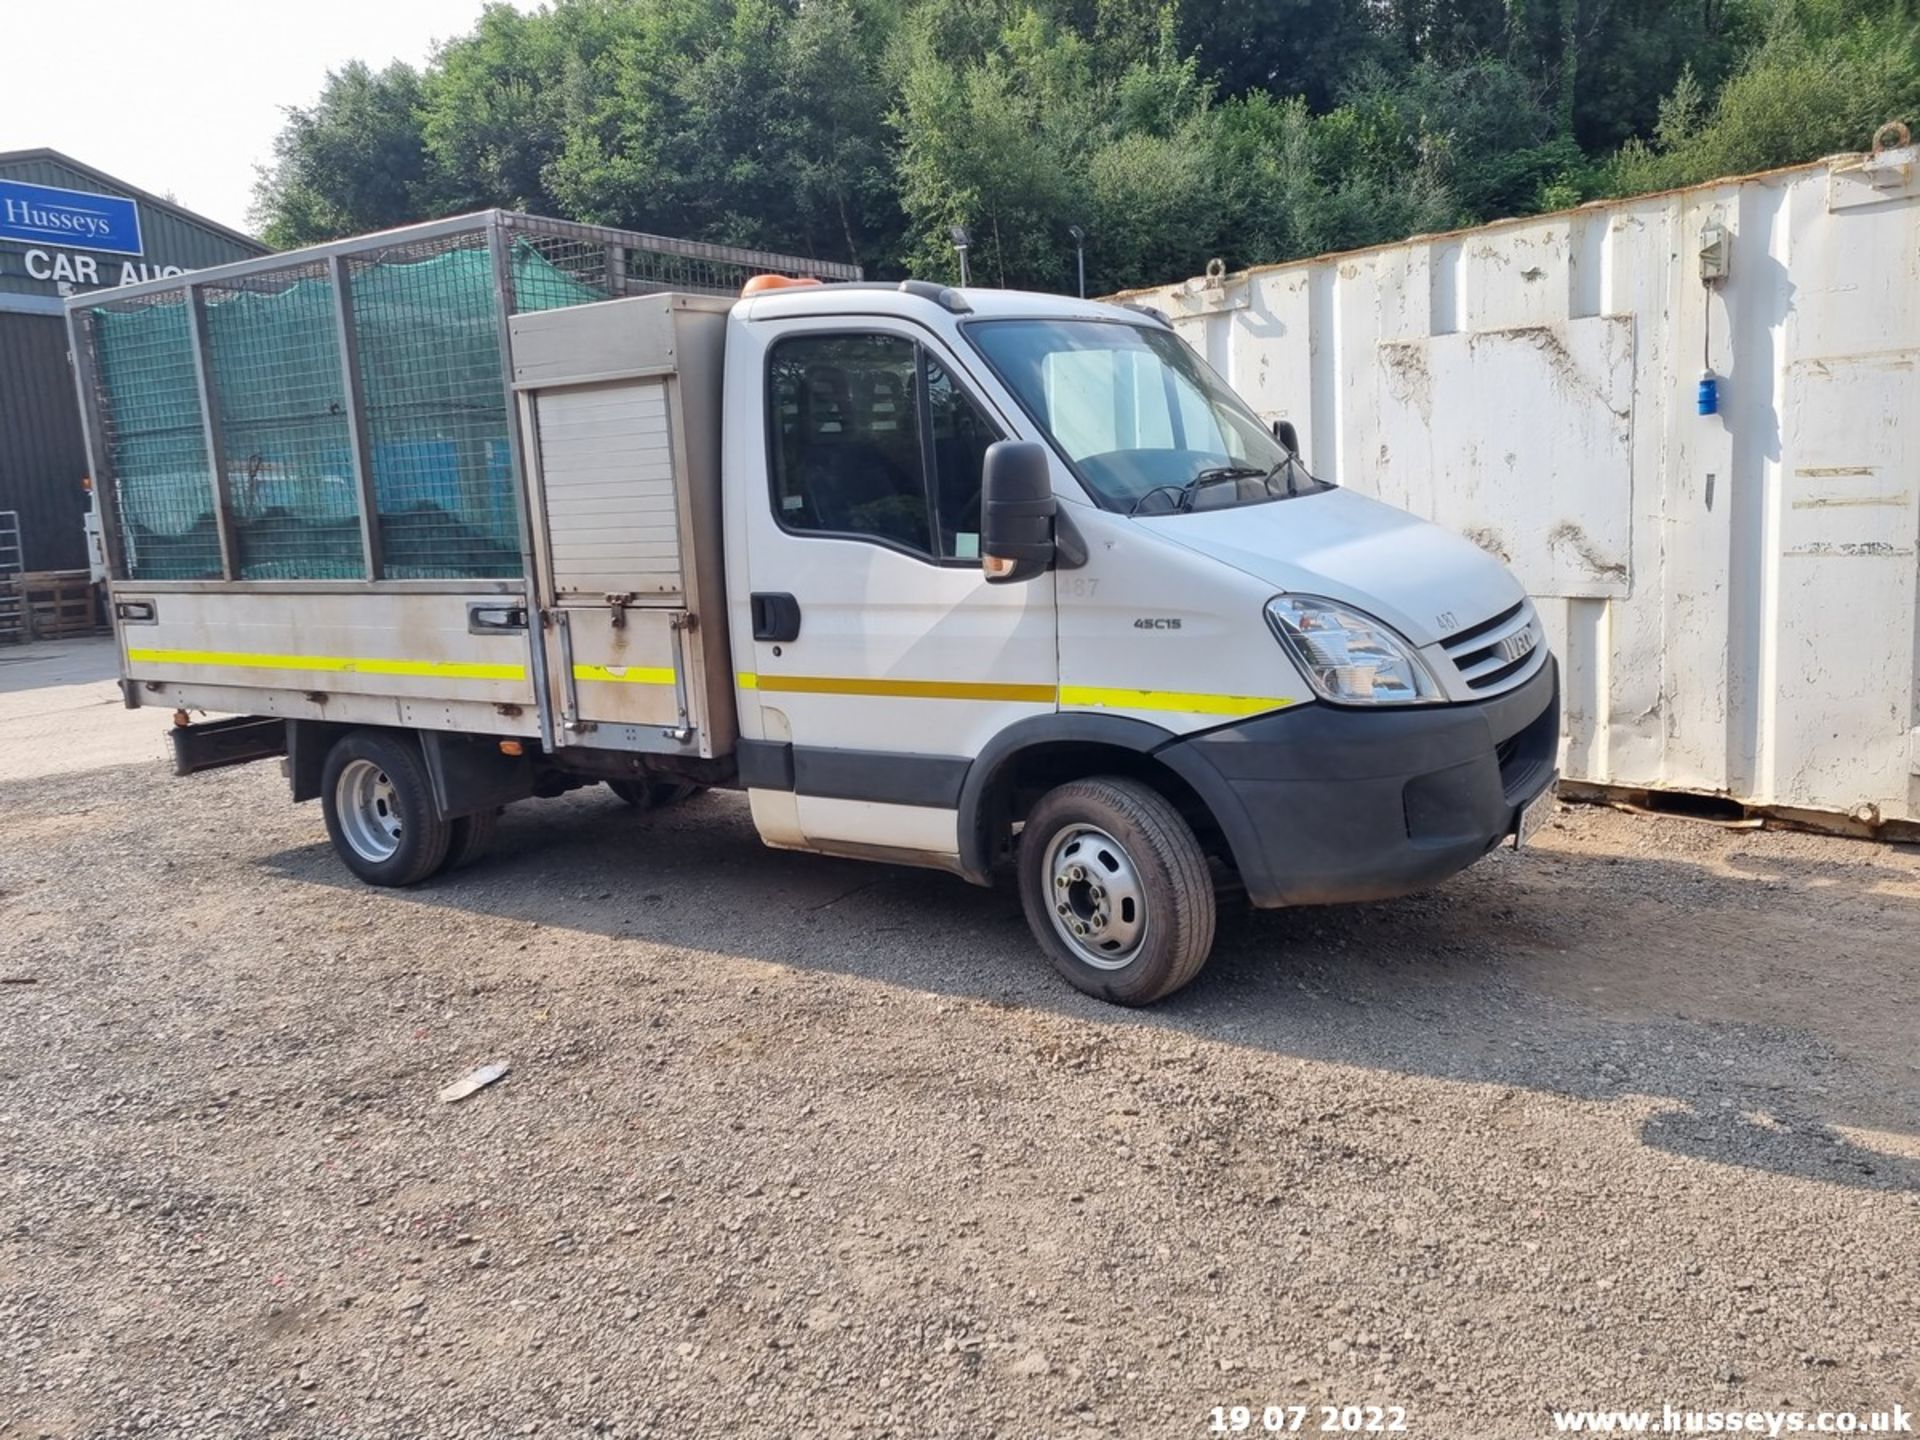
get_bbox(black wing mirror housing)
[980,440,1055,584]
[1272,418,1301,457]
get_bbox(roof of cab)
[738,281,1150,326]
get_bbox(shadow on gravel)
[256,788,1920,1197]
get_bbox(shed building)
[0,149,268,573]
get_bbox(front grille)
[1440,598,1546,696]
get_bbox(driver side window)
[769,333,1001,564]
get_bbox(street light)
[949,224,972,287]
[1067,224,1086,298]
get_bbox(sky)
[1,0,523,237]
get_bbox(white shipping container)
[1120,148,1920,833]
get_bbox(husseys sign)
[0,178,144,256]
[0,176,193,290]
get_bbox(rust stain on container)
[1790,494,1909,509]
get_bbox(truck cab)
[711,282,1558,1001]
[69,213,1556,1007]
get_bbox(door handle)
[750,592,801,642]
[467,602,528,634]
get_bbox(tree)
[418,1,585,215]
[249,0,1920,290]
[251,61,435,247]
[892,6,1102,288]
[1177,0,1389,109]
[1610,0,1920,193]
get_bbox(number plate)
[1512,784,1557,849]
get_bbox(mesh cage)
[505,214,849,301]
[74,210,862,587]
[347,233,524,579]
[507,228,614,309]
[86,293,222,581]
[619,244,765,296]
[204,261,364,580]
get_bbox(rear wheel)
[440,807,500,873]
[608,778,701,810]
[1017,776,1216,1006]
[320,731,451,886]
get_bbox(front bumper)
[1157,657,1560,907]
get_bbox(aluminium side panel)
[1122,153,1920,826]
[113,588,542,735]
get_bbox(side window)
[769,334,932,553]
[769,334,1004,563]
[926,357,998,560]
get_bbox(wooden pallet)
[22,571,104,640]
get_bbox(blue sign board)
[0,178,144,256]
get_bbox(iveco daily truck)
[68,211,1558,1005]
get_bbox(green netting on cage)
[90,237,606,582]
[348,240,604,578]
[207,271,365,579]
[92,299,223,581]
[510,241,607,314]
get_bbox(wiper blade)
[1193,464,1266,487]
[1127,466,1264,517]
[1262,454,1327,499]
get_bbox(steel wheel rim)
[337,757,404,863]
[1042,823,1147,969]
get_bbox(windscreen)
[967,317,1328,513]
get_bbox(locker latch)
[605,591,635,629]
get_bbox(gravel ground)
[2,637,1916,1440]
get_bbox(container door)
[736,320,1056,861]
[524,377,697,751]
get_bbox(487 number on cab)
[1209,1405,1410,1434]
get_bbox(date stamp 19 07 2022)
[1209,1404,1411,1435]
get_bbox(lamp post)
[949,224,972,287]
[1068,224,1086,298]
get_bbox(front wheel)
[1017,776,1217,1006]
[320,731,451,886]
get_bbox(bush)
[1609,3,1920,194]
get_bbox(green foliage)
[252,0,1920,291]
[252,61,435,249]
[1608,0,1920,194]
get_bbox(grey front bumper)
[1157,657,1560,907]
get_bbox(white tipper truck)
[68,211,1558,1005]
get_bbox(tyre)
[1017,776,1217,1006]
[608,778,699,809]
[320,730,452,886]
[440,806,500,874]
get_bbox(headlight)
[1264,595,1444,705]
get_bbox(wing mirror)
[1272,418,1301,457]
[979,440,1055,584]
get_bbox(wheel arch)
[956,713,1246,886]
[288,720,533,821]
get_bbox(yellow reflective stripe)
[572,664,676,686]
[741,672,1054,704]
[734,670,1291,716]
[127,646,525,682]
[1060,685,1294,717]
